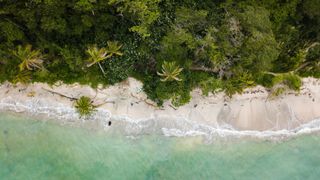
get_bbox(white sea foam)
[1,96,320,140]
[0,96,112,126]
[117,116,320,140]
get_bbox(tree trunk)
[98,62,106,76]
[190,66,218,73]
[263,71,278,76]
[294,62,311,72]
[42,88,78,101]
[263,71,296,76]
[305,42,320,52]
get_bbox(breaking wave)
[1,96,320,141]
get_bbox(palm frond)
[12,70,32,84]
[106,41,123,57]
[157,61,183,82]
[74,96,96,117]
[12,45,44,71]
[86,45,108,67]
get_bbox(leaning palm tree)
[74,96,96,117]
[12,44,44,71]
[86,45,108,75]
[105,41,123,58]
[86,42,123,76]
[157,61,183,82]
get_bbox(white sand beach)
[0,77,320,136]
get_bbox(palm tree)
[12,44,44,71]
[12,70,31,84]
[105,41,123,58]
[86,45,108,75]
[74,96,96,117]
[157,61,183,82]
[86,42,123,76]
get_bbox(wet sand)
[0,77,320,132]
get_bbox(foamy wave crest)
[169,118,320,140]
[1,96,320,140]
[111,115,320,140]
[0,96,112,126]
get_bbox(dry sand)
[0,77,320,132]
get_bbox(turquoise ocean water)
[1,112,320,180]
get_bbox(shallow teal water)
[1,113,320,180]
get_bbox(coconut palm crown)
[12,44,44,71]
[157,61,183,82]
[86,45,108,68]
[86,42,123,75]
[105,41,123,58]
[74,96,96,117]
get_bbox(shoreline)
[1,77,320,140]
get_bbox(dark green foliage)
[154,79,191,107]
[12,70,32,85]
[298,44,320,78]
[255,74,275,88]
[109,0,161,38]
[261,72,302,92]
[303,0,320,20]
[223,72,255,97]
[199,77,223,96]
[103,55,133,84]
[0,0,319,106]
[283,74,302,91]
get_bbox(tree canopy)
[0,0,319,105]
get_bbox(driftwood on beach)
[130,93,160,108]
[42,87,78,101]
[42,87,115,107]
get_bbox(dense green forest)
[0,0,319,106]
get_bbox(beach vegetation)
[86,45,109,76]
[157,61,183,82]
[282,73,302,91]
[270,86,286,97]
[86,41,123,77]
[12,45,44,72]
[12,71,32,85]
[74,96,96,117]
[260,72,302,94]
[105,41,123,58]
[0,0,319,106]
[200,77,223,96]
